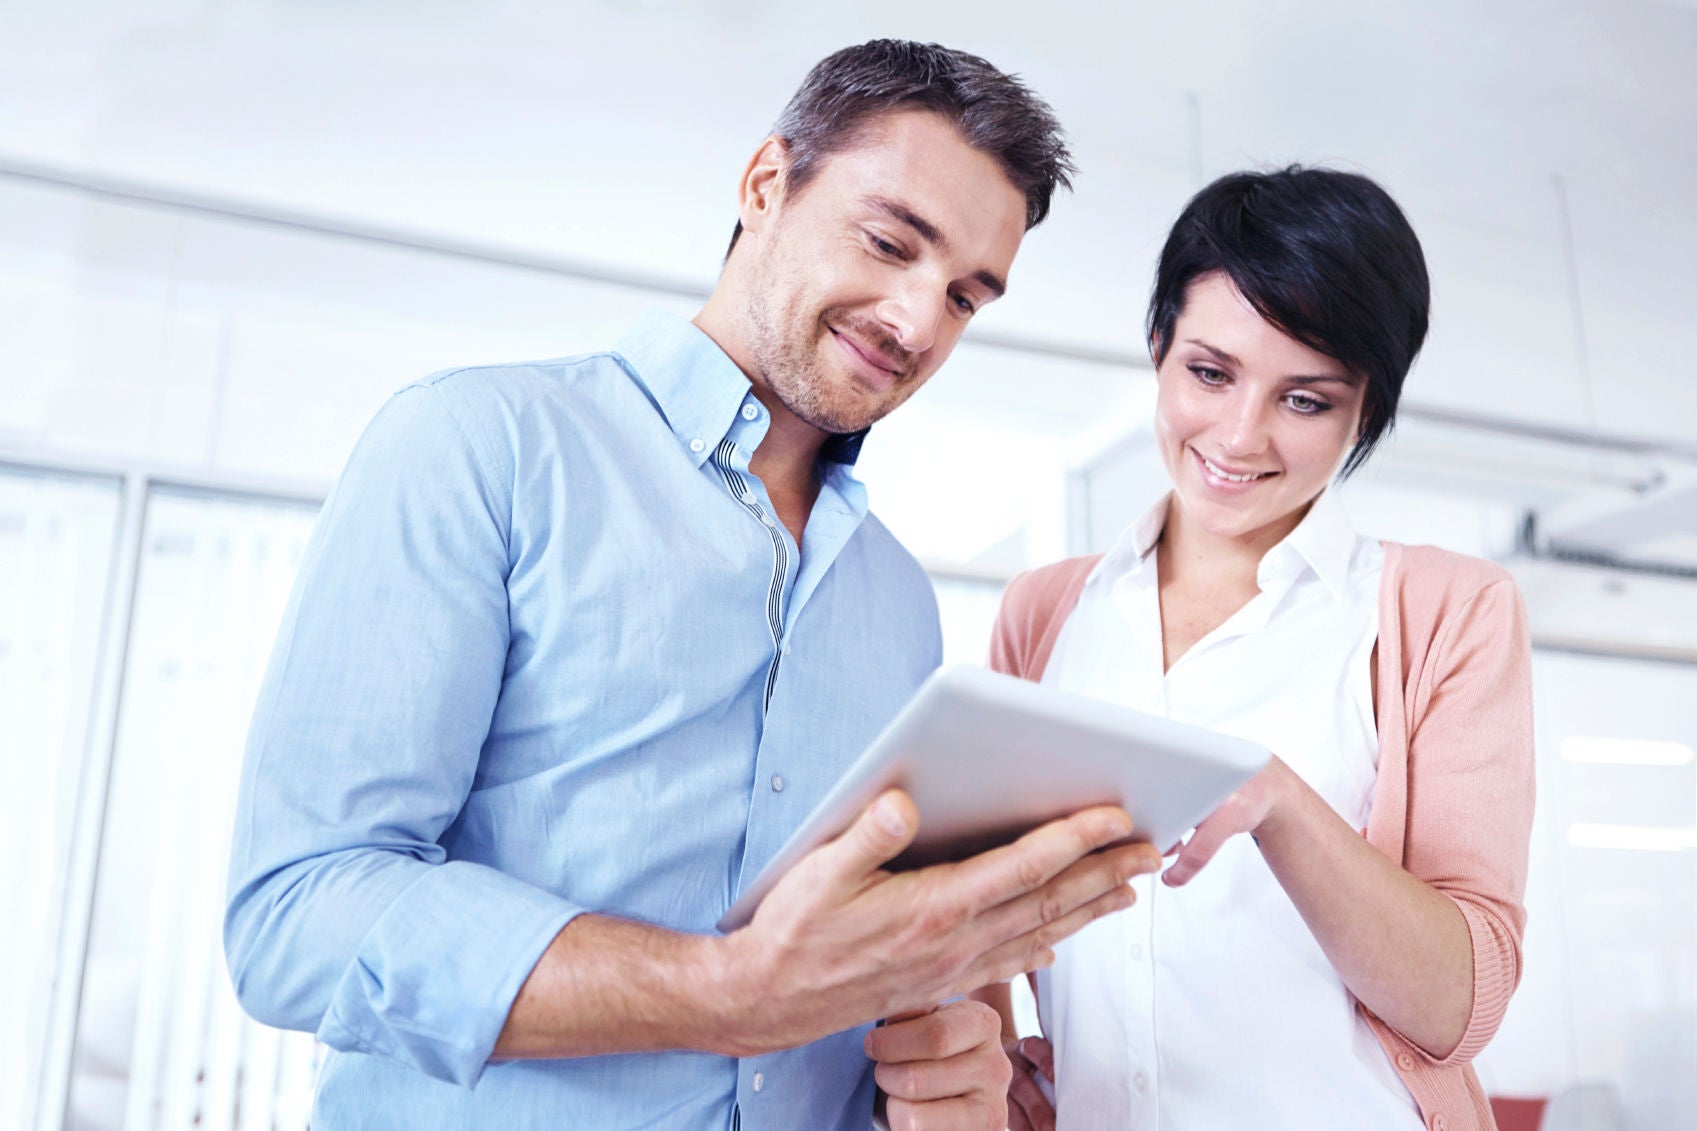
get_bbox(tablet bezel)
[716,664,1270,932]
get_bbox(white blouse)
[1035,490,1423,1130]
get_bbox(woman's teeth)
[1200,454,1271,483]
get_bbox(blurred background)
[2,2,1693,1129]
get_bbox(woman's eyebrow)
[1184,338,1240,367]
[1184,338,1356,385]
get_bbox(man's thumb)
[826,789,919,878]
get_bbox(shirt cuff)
[316,860,583,1087]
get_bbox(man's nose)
[873,281,944,356]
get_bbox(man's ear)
[737,135,790,238]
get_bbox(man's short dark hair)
[1147,166,1431,477]
[726,39,1075,256]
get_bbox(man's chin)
[789,392,890,437]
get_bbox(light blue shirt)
[225,310,943,1129]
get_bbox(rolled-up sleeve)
[1400,576,1535,1064]
[223,382,581,1087]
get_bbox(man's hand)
[1004,1034,1056,1131]
[496,789,1160,1062]
[867,1002,1010,1131]
[717,789,1163,1055]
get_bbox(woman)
[978,168,1534,1130]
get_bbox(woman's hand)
[1161,755,1301,887]
[1005,1034,1056,1131]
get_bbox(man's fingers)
[979,842,1158,945]
[873,1041,1009,1104]
[809,790,920,889]
[866,1000,998,1065]
[946,805,1135,912]
[886,1094,1009,1131]
[969,881,1141,989]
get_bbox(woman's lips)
[1192,447,1276,492]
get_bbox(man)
[225,40,1159,1130]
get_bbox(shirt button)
[1396,1052,1417,1071]
[752,1071,765,1093]
[1133,1071,1148,1092]
[741,403,760,420]
[771,774,785,792]
[760,514,775,528]
[1129,942,1143,960]
[689,438,705,453]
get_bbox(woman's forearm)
[1253,764,1473,1057]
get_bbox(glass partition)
[0,468,122,1131]
[65,488,320,1131]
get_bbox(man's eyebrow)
[862,196,1008,299]
[865,196,945,249]
[1183,338,1354,384]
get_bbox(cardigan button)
[1429,1115,1448,1131]
[1396,1052,1416,1071]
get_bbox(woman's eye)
[1190,365,1228,386]
[1287,394,1331,415]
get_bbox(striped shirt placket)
[711,438,788,711]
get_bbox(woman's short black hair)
[1147,166,1430,476]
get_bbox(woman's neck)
[1157,495,1312,591]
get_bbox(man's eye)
[951,293,977,315]
[870,235,903,257]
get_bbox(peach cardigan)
[989,543,1534,1131]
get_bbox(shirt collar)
[1088,493,1171,585]
[1256,487,1359,601]
[614,309,868,468]
[1086,487,1359,600]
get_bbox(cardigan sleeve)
[986,557,1102,682]
[987,570,1037,678]
[1400,575,1535,1065]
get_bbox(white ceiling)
[2,1,1694,469]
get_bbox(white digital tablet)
[716,664,1270,932]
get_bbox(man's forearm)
[493,796,1157,1067]
[493,913,752,1060]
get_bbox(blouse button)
[1396,1052,1417,1071]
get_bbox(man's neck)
[748,403,827,547]
[691,303,832,542]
